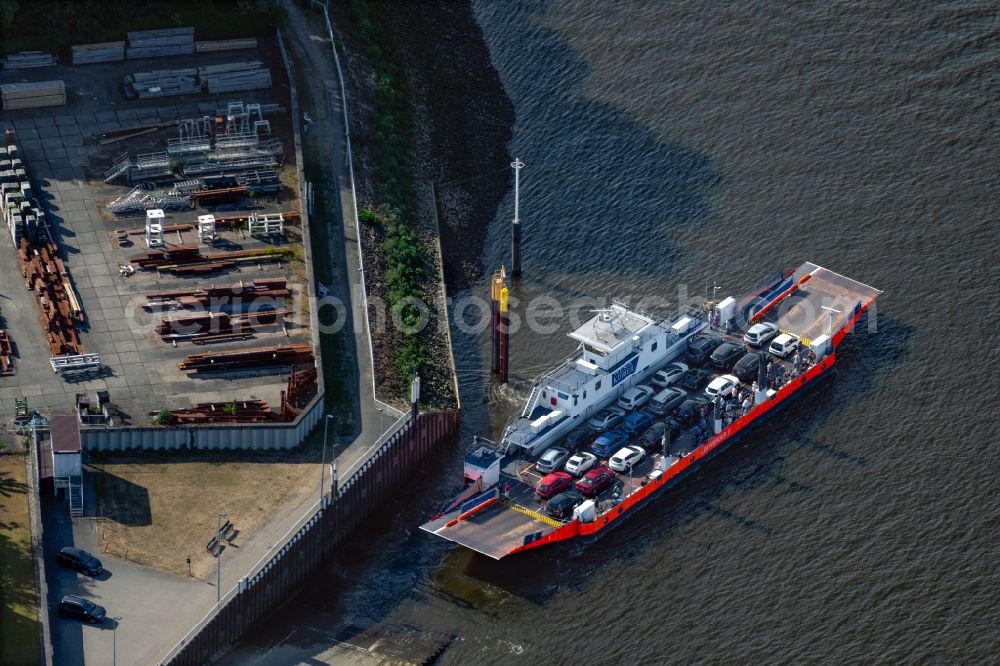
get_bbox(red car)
[536,471,573,499]
[575,466,615,497]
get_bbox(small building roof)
[568,304,655,353]
[51,415,81,453]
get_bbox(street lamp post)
[216,511,227,604]
[111,616,121,666]
[320,413,334,499]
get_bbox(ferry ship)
[421,262,880,559]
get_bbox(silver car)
[536,446,571,474]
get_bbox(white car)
[769,333,801,358]
[617,385,655,411]
[564,452,598,476]
[744,322,779,347]
[705,374,740,399]
[651,362,689,387]
[609,445,645,472]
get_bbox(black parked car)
[56,547,103,576]
[563,428,594,452]
[678,367,710,391]
[57,595,106,624]
[710,342,744,370]
[638,422,668,451]
[546,490,583,520]
[686,334,723,366]
[676,396,710,426]
[663,417,683,443]
[733,352,762,383]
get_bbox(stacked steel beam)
[126,27,195,59]
[280,365,318,421]
[195,38,258,53]
[130,245,290,276]
[0,330,14,376]
[1,81,66,110]
[71,42,126,65]
[179,344,313,372]
[143,278,291,311]
[1,51,57,69]
[162,399,273,424]
[198,61,271,94]
[156,309,287,342]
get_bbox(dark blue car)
[591,430,629,458]
[622,410,654,435]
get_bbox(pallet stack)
[195,38,258,53]
[126,27,195,59]
[1,143,40,245]
[179,344,314,372]
[198,61,271,94]
[125,67,200,99]
[1,51,57,69]
[1,81,66,110]
[71,41,126,65]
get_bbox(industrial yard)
[0,33,318,426]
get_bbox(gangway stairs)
[68,475,83,516]
[521,385,541,418]
[104,153,133,183]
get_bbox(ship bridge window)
[651,341,658,351]
[557,392,569,401]
[595,381,602,391]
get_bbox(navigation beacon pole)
[499,286,510,383]
[491,266,505,374]
[510,157,524,278]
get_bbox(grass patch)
[0,0,288,56]
[0,454,39,666]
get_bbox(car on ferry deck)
[769,333,801,358]
[705,374,740,399]
[563,428,595,452]
[536,472,573,499]
[591,430,629,458]
[676,395,710,426]
[638,421,667,451]
[744,322,780,347]
[575,466,615,497]
[662,416,683,442]
[733,352,762,383]
[622,410,654,435]
[536,447,571,474]
[546,491,583,520]
[564,451,597,476]
[587,406,626,432]
[609,445,645,472]
[710,342,744,370]
[618,385,654,411]
[651,361,688,387]
[686,334,723,365]
[648,387,686,416]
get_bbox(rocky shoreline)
[332,0,513,407]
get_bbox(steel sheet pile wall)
[163,410,459,666]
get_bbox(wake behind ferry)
[421,262,880,559]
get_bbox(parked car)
[564,451,598,476]
[678,367,710,391]
[591,430,629,458]
[651,362,689,387]
[618,385,654,411]
[638,422,667,450]
[733,352,762,383]
[622,410,654,435]
[686,334,722,365]
[705,374,740,399]
[663,416,683,442]
[57,595,106,624]
[587,406,626,432]
[56,547,103,577]
[575,466,615,497]
[536,446,571,474]
[710,342,744,370]
[744,322,780,347]
[676,396,710,425]
[609,445,645,472]
[769,333,801,358]
[563,428,594,452]
[648,387,686,416]
[546,490,583,519]
[536,471,573,499]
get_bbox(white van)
[768,333,801,358]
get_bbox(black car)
[678,367,710,391]
[638,422,667,451]
[676,396,710,426]
[56,547,103,576]
[663,417,683,442]
[546,490,583,520]
[733,352,762,383]
[710,342,744,370]
[686,335,722,365]
[563,428,594,452]
[57,595,106,624]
